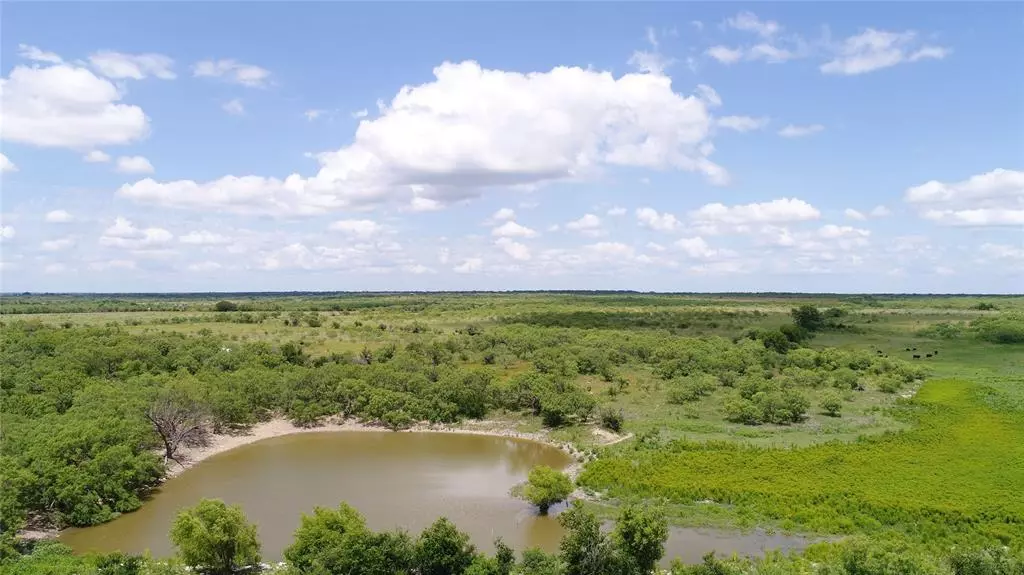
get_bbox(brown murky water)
[62,432,814,563]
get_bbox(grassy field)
[3,291,1022,559]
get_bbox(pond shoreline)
[20,417,619,543]
[165,416,597,479]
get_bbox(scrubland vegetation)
[2,292,1022,573]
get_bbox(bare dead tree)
[146,392,211,464]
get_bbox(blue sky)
[1,2,1021,293]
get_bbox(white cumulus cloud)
[116,156,155,174]
[905,168,1023,227]
[492,221,539,238]
[328,219,384,239]
[44,210,74,223]
[84,150,111,163]
[118,60,728,216]
[17,44,63,64]
[495,237,531,261]
[566,214,602,231]
[0,153,17,173]
[99,217,173,250]
[1,59,150,148]
[490,208,516,222]
[691,198,821,228]
[222,98,245,116]
[636,207,680,231]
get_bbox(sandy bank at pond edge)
[167,417,628,480]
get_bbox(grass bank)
[579,378,1024,549]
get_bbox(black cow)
[913,354,921,359]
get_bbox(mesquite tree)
[147,388,211,463]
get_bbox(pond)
[61,431,814,563]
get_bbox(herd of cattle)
[872,347,939,360]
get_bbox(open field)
[2,292,1022,571]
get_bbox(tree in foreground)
[517,466,574,515]
[558,500,620,575]
[170,499,260,575]
[414,517,479,575]
[613,504,668,575]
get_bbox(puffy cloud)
[905,168,1023,227]
[40,237,75,251]
[192,59,271,87]
[257,240,403,272]
[0,225,15,240]
[0,59,149,148]
[222,98,245,116]
[409,196,443,212]
[725,11,781,38]
[821,29,950,75]
[0,153,17,173]
[492,221,538,238]
[870,205,892,217]
[674,236,724,259]
[116,156,155,174]
[817,224,870,240]
[718,115,769,132]
[566,214,602,231]
[636,207,680,231]
[922,209,1024,226]
[328,219,384,238]
[119,60,727,216]
[490,208,516,222]
[844,208,866,221]
[44,210,74,223]
[454,257,483,273]
[305,109,325,121]
[495,237,531,261]
[646,242,666,252]
[585,242,635,259]
[84,150,111,163]
[690,198,821,228]
[706,46,745,64]
[778,124,824,138]
[99,217,173,250]
[606,206,627,216]
[180,231,232,245]
[17,44,63,64]
[88,51,176,80]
